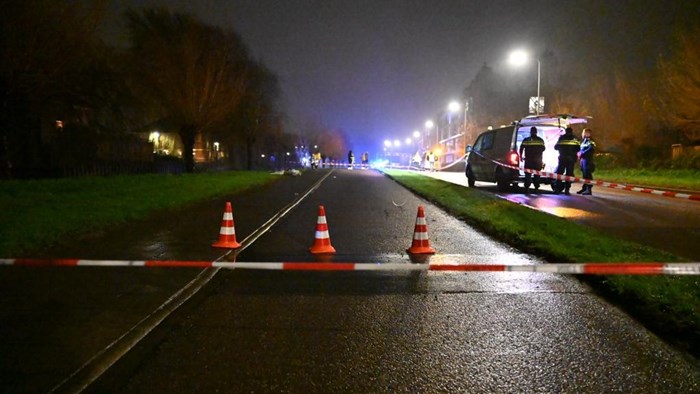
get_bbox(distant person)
[554,127,581,195]
[427,151,436,171]
[430,152,438,171]
[361,152,369,167]
[519,127,545,194]
[311,151,321,169]
[347,150,355,168]
[577,128,596,195]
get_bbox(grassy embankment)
[0,171,278,257]
[383,169,699,358]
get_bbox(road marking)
[46,170,336,393]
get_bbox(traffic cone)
[407,206,436,254]
[309,205,336,254]
[212,202,241,249]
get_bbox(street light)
[448,101,460,113]
[508,49,542,115]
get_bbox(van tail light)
[508,150,520,166]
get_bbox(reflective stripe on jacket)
[555,135,580,159]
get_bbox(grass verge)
[0,171,278,256]
[594,168,700,191]
[384,169,699,359]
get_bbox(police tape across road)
[468,150,700,202]
[2,258,699,275]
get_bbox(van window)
[516,127,530,148]
[475,132,494,151]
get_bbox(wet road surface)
[0,169,698,392]
[424,170,700,260]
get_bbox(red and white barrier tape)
[2,259,698,275]
[471,151,700,201]
[323,163,371,168]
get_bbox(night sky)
[105,0,699,155]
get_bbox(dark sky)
[105,0,699,155]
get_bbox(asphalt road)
[0,169,698,393]
[424,169,700,261]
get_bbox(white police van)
[465,114,589,191]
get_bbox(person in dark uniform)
[577,128,596,195]
[347,150,355,168]
[519,127,546,194]
[554,127,580,195]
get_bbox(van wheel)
[466,166,476,187]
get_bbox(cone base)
[406,246,436,255]
[310,245,336,254]
[212,240,242,249]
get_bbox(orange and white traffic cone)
[309,205,336,254]
[407,205,436,254]
[212,202,241,249]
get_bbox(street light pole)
[463,101,468,136]
[508,49,542,116]
[463,99,469,151]
[536,59,541,115]
[424,120,434,149]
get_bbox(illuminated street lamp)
[384,139,392,148]
[508,49,542,115]
[393,139,401,148]
[448,101,460,113]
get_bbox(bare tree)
[658,27,700,143]
[582,69,659,163]
[463,63,517,129]
[296,118,349,162]
[224,62,281,170]
[125,8,249,172]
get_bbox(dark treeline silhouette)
[0,1,295,178]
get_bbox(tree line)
[0,1,302,178]
[461,27,700,166]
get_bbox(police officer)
[554,127,580,195]
[347,150,355,169]
[577,128,596,195]
[519,127,545,194]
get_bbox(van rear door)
[516,114,590,173]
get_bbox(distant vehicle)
[465,114,589,191]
